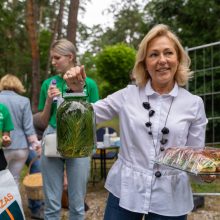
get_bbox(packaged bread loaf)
[157,147,220,174]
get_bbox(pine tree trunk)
[26,0,40,113]
[67,0,79,45]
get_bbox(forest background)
[1,0,220,112]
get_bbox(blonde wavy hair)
[0,74,26,94]
[133,24,192,87]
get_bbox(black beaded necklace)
[143,96,174,177]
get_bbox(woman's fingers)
[201,174,216,183]
[64,66,86,81]
[2,136,11,147]
[65,66,80,78]
[48,87,60,99]
[64,65,86,90]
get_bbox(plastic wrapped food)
[156,147,220,174]
[203,148,220,172]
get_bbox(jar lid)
[63,91,87,99]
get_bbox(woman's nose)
[51,59,56,65]
[158,54,166,64]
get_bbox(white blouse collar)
[145,80,179,97]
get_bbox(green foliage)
[84,0,220,59]
[0,1,32,96]
[80,51,98,78]
[87,0,147,52]
[79,52,102,96]
[39,30,53,80]
[97,117,120,134]
[1,0,220,109]
[95,43,136,97]
[98,8,146,49]
[57,99,95,157]
[186,42,220,144]
[145,0,220,47]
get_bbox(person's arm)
[186,97,208,147]
[39,98,53,128]
[38,80,60,128]
[186,97,216,183]
[21,98,41,148]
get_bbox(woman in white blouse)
[63,24,214,220]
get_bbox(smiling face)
[50,50,74,74]
[145,36,179,94]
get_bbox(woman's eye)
[149,53,158,58]
[53,56,61,60]
[165,51,173,56]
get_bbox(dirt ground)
[21,180,220,220]
[21,180,108,220]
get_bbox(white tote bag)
[44,133,62,157]
[0,169,25,219]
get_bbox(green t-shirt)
[0,103,14,146]
[38,75,99,128]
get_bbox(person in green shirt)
[38,74,99,128]
[0,103,14,170]
[38,38,99,220]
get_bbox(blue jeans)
[104,193,187,220]
[41,126,90,220]
[26,150,44,214]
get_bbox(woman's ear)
[67,53,74,62]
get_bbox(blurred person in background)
[38,38,99,220]
[0,102,14,171]
[0,74,42,219]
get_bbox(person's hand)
[200,174,216,183]
[2,135,11,147]
[63,65,86,92]
[34,145,42,156]
[47,83,61,102]
[31,140,42,156]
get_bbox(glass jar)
[56,90,96,158]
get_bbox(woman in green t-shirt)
[0,103,14,170]
[38,39,99,220]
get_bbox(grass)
[97,117,120,134]
[20,164,29,181]
[191,178,220,193]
